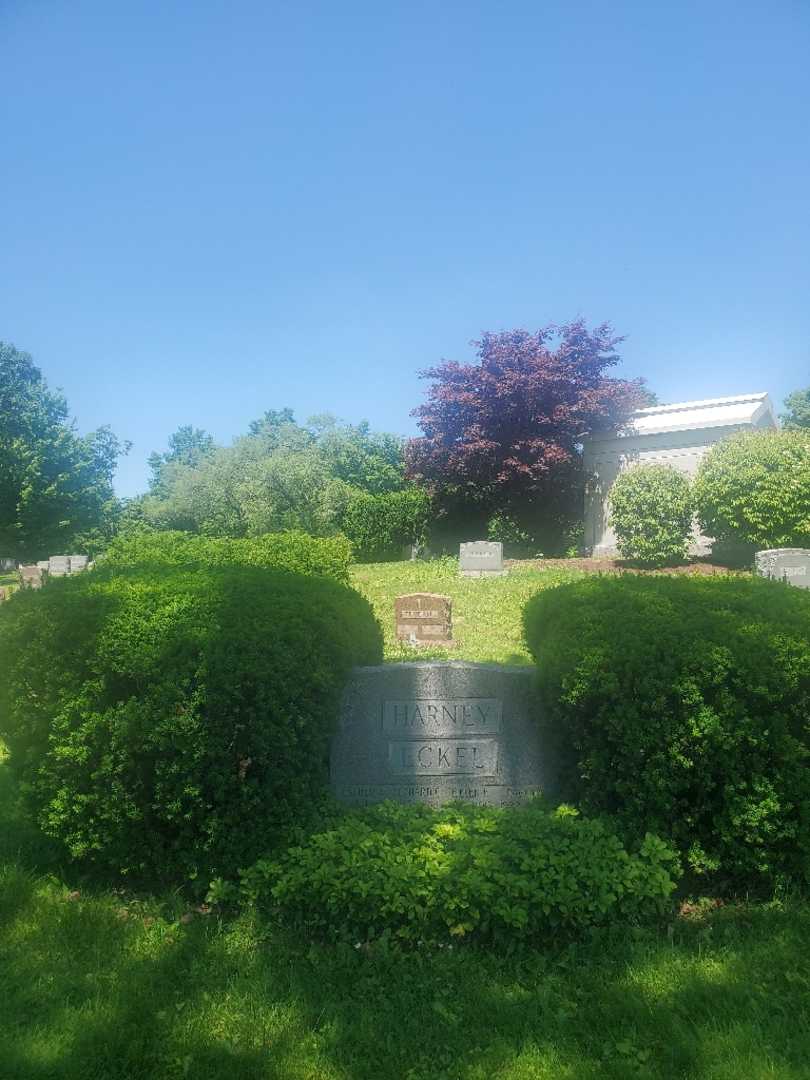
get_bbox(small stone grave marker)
[331,661,552,808]
[48,555,71,576]
[459,540,505,577]
[36,561,50,571]
[395,593,452,646]
[754,548,810,590]
[69,554,90,572]
[0,557,16,572]
[18,565,44,589]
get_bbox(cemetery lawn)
[2,752,810,1080]
[351,559,583,664]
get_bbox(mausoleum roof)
[622,392,776,437]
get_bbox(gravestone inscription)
[754,548,810,590]
[459,541,505,578]
[395,593,452,645]
[332,662,552,807]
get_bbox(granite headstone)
[18,565,44,589]
[69,554,90,572]
[395,593,452,646]
[48,555,71,577]
[459,541,505,578]
[754,548,810,590]
[332,662,552,807]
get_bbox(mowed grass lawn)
[2,559,810,1079]
[351,558,582,664]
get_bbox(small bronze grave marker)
[394,592,452,646]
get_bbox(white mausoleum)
[583,392,778,556]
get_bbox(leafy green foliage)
[609,463,694,565]
[782,387,810,430]
[523,575,810,889]
[341,489,431,561]
[242,801,678,946]
[102,529,353,584]
[0,342,128,560]
[693,429,810,550]
[0,563,382,883]
[141,412,407,538]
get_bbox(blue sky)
[2,1,808,497]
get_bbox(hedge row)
[102,530,353,584]
[0,563,382,883]
[524,575,810,890]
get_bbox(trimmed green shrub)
[102,529,353,584]
[609,463,693,566]
[341,489,430,561]
[694,429,810,551]
[0,563,382,883]
[240,801,679,946]
[523,575,810,890]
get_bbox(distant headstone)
[36,561,50,571]
[754,548,810,590]
[459,540,505,577]
[0,557,16,572]
[18,565,44,589]
[331,662,552,808]
[48,555,71,576]
[395,593,452,646]
[69,555,90,572]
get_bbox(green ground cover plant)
[2,749,810,1080]
[245,801,679,947]
[523,575,810,891]
[0,562,382,884]
[351,557,583,663]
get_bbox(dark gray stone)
[754,548,810,589]
[331,662,553,808]
[459,540,505,577]
[395,593,452,646]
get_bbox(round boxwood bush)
[694,429,810,551]
[341,489,431,562]
[0,564,382,884]
[240,801,679,946]
[523,575,810,890]
[102,529,353,584]
[609,463,693,566]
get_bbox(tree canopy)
[140,411,408,538]
[0,342,128,560]
[781,387,810,430]
[405,321,651,544]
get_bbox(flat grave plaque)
[754,548,810,590]
[331,662,554,808]
[394,592,452,645]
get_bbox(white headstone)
[459,541,505,578]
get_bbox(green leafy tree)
[781,387,810,430]
[0,342,128,560]
[148,425,216,496]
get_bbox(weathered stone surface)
[0,557,16,572]
[48,555,71,576]
[69,554,90,572]
[331,662,553,808]
[18,565,44,588]
[36,561,50,571]
[395,593,452,645]
[459,541,505,577]
[754,548,810,589]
